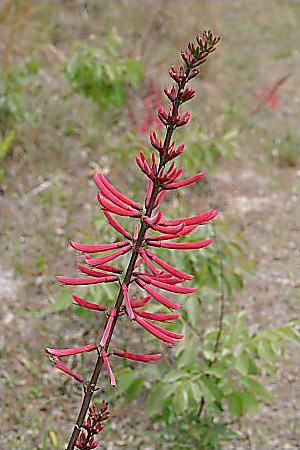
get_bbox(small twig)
[23,179,56,201]
[197,221,226,418]
[212,222,226,355]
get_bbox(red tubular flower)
[121,283,134,320]
[136,275,182,286]
[150,132,163,152]
[136,155,154,180]
[135,278,182,309]
[85,244,132,266]
[134,315,178,345]
[97,173,142,211]
[87,262,123,274]
[143,210,162,226]
[46,344,97,357]
[97,193,141,217]
[53,357,84,383]
[138,247,162,276]
[176,111,190,127]
[147,238,213,250]
[76,263,110,278]
[94,174,139,212]
[138,275,197,294]
[56,275,118,286]
[151,152,157,173]
[101,350,116,387]
[145,320,184,339]
[130,295,151,308]
[163,172,204,189]
[145,248,194,280]
[113,349,162,362]
[103,210,132,240]
[158,208,218,226]
[70,240,128,253]
[147,224,197,241]
[145,179,153,208]
[145,221,185,235]
[164,85,177,102]
[72,294,106,311]
[133,224,139,242]
[134,310,180,322]
[100,308,116,347]
[153,190,166,208]
[180,87,196,102]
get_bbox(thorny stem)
[66,66,191,450]
[197,222,226,418]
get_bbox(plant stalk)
[66,70,190,450]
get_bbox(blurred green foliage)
[0,56,39,128]
[116,220,299,448]
[175,119,237,173]
[0,129,15,180]
[265,129,300,167]
[63,36,143,112]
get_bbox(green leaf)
[240,390,259,412]
[177,337,199,368]
[205,363,227,378]
[257,339,275,365]
[231,272,244,291]
[199,376,221,403]
[227,392,243,418]
[117,368,136,394]
[146,383,170,416]
[190,382,202,403]
[124,377,144,402]
[173,386,189,414]
[185,297,201,327]
[233,351,250,376]
[164,369,189,382]
[243,378,273,403]
[51,293,70,313]
[272,326,298,342]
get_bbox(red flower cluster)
[254,74,289,112]
[46,31,220,449]
[76,401,109,450]
[135,78,164,133]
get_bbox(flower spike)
[46,32,220,448]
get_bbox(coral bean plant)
[46,31,220,450]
